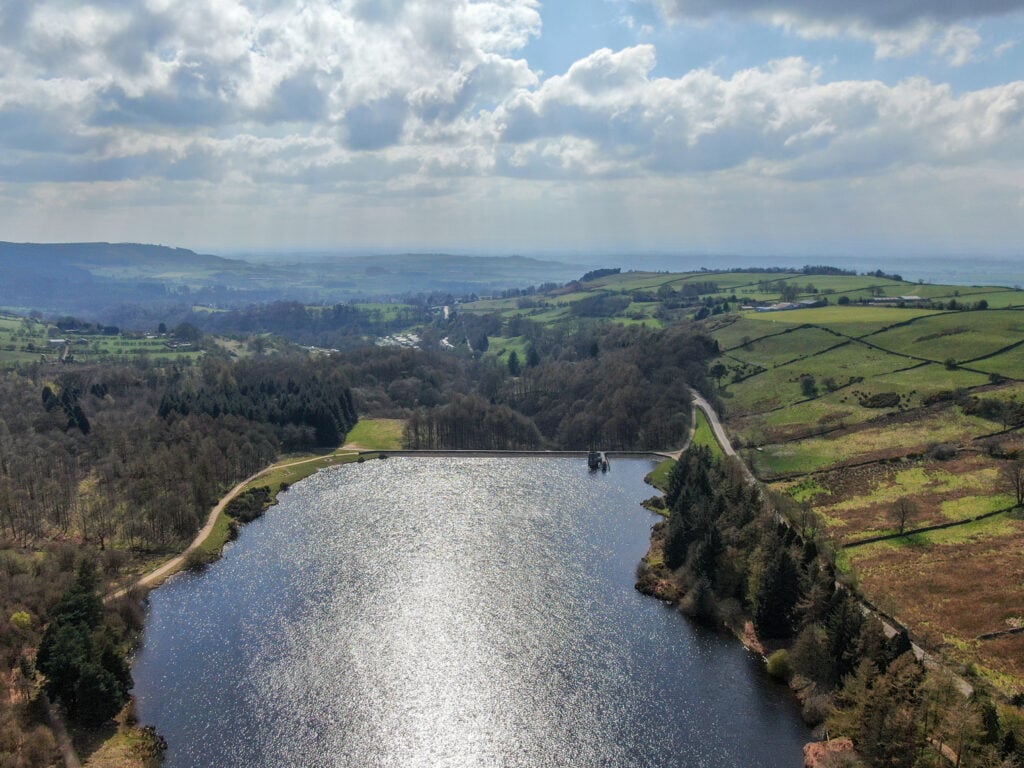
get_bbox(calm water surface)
[131,458,810,767]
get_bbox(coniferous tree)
[36,561,131,725]
[750,538,800,639]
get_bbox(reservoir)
[131,458,811,767]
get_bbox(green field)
[733,305,943,337]
[865,309,1024,364]
[853,362,990,401]
[344,418,405,449]
[488,335,530,361]
[739,361,989,445]
[720,325,843,367]
[646,458,676,492]
[723,341,913,417]
[749,408,996,477]
[242,450,369,496]
[0,314,203,368]
[712,302,1022,445]
[704,316,786,350]
[936,288,1024,309]
[970,342,1024,380]
[691,408,725,458]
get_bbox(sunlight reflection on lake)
[131,458,810,767]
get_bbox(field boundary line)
[842,505,1017,549]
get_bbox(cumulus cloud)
[0,0,545,191]
[0,1,540,133]
[495,47,1024,180]
[0,0,1022,250]
[935,26,984,67]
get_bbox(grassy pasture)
[544,290,604,305]
[705,316,786,350]
[853,363,990,405]
[911,287,1024,308]
[723,325,844,368]
[970,342,1024,380]
[242,450,367,496]
[949,288,1024,309]
[691,407,725,458]
[690,271,784,291]
[524,305,572,324]
[723,342,912,417]
[783,275,906,295]
[866,309,1024,364]
[964,379,1024,405]
[592,272,676,291]
[462,297,520,313]
[79,336,203,363]
[488,335,531,361]
[732,362,990,445]
[735,305,943,337]
[736,393,863,445]
[749,408,997,477]
[834,282,954,302]
[344,418,405,450]
[646,458,676,492]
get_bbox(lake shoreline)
[132,460,811,765]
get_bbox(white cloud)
[0,1,1023,251]
[936,26,984,66]
[495,48,1024,181]
[1,1,1021,190]
[1,1,541,131]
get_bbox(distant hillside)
[0,241,242,273]
[0,242,589,320]
[0,241,256,317]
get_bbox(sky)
[1,0,1023,257]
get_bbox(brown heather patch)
[977,635,1024,684]
[757,415,854,445]
[760,424,823,444]
[853,518,1024,658]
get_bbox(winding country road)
[691,392,738,457]
[108,451,357,601]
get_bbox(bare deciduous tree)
[890,497,917,536]
[1004,458,1024,507]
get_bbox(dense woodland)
[639,447,1024,767]
[401,321,718,450]
[0,352,357,766]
